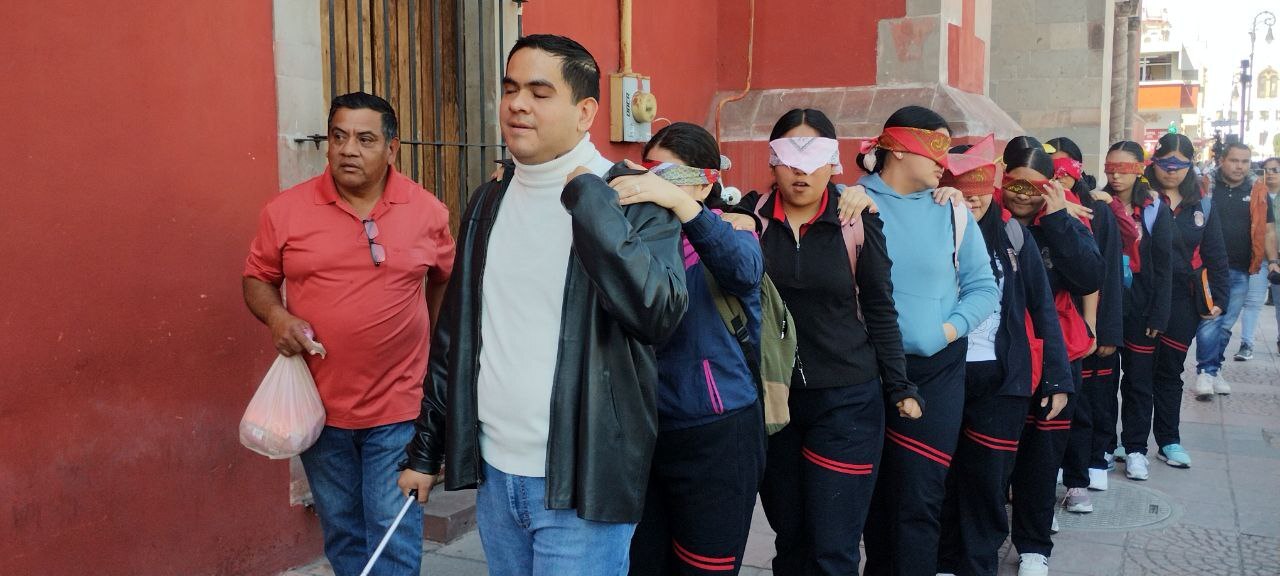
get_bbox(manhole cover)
[1053,482,1178,532]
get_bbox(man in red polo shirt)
[242,92,454,575]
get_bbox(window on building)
[1259,68,1280,99]
[1263,111,1271,121]
[1231,111,1239,122]
[1140,54,1175,81]
[1261,131,1270,147]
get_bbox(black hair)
[949,144,973,154]
[1102,140,1152,209]
[643,122,724,203]
[508,34,600,103]
[1045,136,1098,197]
[1224,141,1251,157]
[328,91,398,141]
[1264,157,1280,168]
[1145,133,1200,207]
[855,105,950,174]
[1004,135,1042,155]
[1002,142,1054,180]
[769,108,838,141]
[768,108,841,198]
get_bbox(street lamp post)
[1241,10,1275,141]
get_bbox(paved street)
[282,311,1280,576]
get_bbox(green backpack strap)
[701,267,752,355]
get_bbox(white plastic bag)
[239,340,327,459]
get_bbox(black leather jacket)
[403,162,688,523]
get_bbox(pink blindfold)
[768,137,843,175]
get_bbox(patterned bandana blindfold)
[1002,175,1051,197]
[641,161,720,186]
[860,127,951,168]
[1151,156,1193,172]
[941,166,998,197]
[1053,157,1083,180]
[1105,161,1146,175]
[768,137,844,175]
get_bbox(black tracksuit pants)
[1123,287,1199,451]
[938,360,1028,576]
[1121,318,1159,456]
[759,380,884,576]
[864,339,967,576]
[1010,359,1079,558]
[1062,352,1116,487]
[631,402,766,576]
[1085,354,1121,462]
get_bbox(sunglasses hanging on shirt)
[362,218,386,267]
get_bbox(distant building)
[1137,8,1203,155]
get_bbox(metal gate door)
[311,0,521,231]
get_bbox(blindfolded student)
[933,137,1074,576]
[852,106,1000,576]
[998,137,1103,576]
[738,108,919,576]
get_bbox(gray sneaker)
[1235,344,1254,361]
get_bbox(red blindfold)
[1104,161,1146,175]
[860,127,951,168]
[941,134,997,197]
[1053,157,1083,181]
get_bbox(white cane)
[358,490,418,576]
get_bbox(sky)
[1146,0,1280,121]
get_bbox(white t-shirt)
[967,256,1003,362]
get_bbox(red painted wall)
[522,0,723,161]
[521,0,906,162]
[0,2,321,575]
[716,0,905,90]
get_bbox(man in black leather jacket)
[398,34,687,575]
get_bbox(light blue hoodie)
[860,173,1000,357]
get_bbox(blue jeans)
[1239,263,1271,347]
[1196,267,1269,374]
[477,461,636,576]
[299,422,422,576]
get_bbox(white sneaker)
[1194,372,1215,400]
[1126,452,1150,480]
[1213,374,1232,395]
[1018,553,1050,576]
[1064,487,1094,513]
[1088,467,1109,491]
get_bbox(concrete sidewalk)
[282,311,1280,576]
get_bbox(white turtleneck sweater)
[478,135,614,477]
